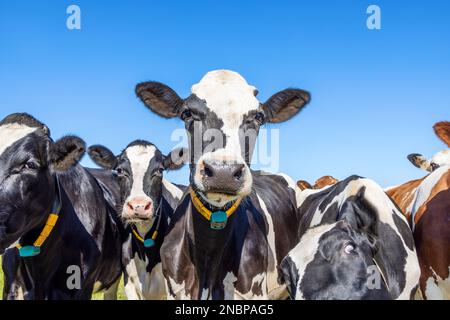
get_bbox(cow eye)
[115,168,128,177]
[344,243,355,254]
[24,160,39,170]
[181,109,192,121]
[255,112,265,125]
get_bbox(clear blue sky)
[1,0,449,187]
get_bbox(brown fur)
[434,121,450,148]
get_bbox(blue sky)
[1,0,449,187]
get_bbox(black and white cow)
[88,140,186,299]
[135,70,310,299]
[0,113,122,299]
[280,175,421,300]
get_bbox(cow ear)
[279,256,299,299]
[433,121,450,148]
[407,153,431,172]
[49,136,86,172]
[297,180,312,191]
[135,81,184,118]
[88,145,118,170]
[262,89,310,123]
[163,147,188,171]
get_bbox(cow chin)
[196,172,253,208]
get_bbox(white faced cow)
[135,70,310,299]
[88,140,186,299]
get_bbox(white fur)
[425,267,450,300]
[0,123,38,156]
[125,144,156,203]
[431,150,450,167]
[124,254,166,300]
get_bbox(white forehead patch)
[191,70,260,122]
[126,144,157,199]
[431,150,450,166]
[0,123,38,156]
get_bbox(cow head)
[0,113,85,253]
[136,70,310,207]
[281,219,390,300]
[407,121,450,172]
[88,140,185,224]
[280,186,394,300]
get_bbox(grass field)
[0,256,127,300]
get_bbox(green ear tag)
[18,246,41,257]
[210,211,227,230]
[144,239,155,248]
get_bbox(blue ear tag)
[18,246,41,257]
[210,211,228,230]
[144,239,155,248]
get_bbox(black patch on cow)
[392,209,414,251]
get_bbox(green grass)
[0,256,127,300]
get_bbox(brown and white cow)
[135,70,310,299]
[387,121,450,300]
[297,175,338,191]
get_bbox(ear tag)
[18,246,41,257]
[144,239,155,248]
[210,211,227,230]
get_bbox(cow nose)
[125,197,152,218]
[201,160,246,193]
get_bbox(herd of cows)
[0,70,448,300]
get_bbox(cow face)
[0,113,86,253]
[136,70,310,207]
[88,141,185,223]
[281,220,390,300]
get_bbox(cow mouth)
[198,191,240,208]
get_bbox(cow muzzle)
[123,196,153,221]
[195,158,252,207]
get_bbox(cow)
[387,121,450,300]
[280,175,421,300]
[0,113,122,299]
[88,140,186,299]
[135,70,311,299]
[297,175,338,191]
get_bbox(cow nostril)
[127,202,134,211]
[204,163,214,178]
[144,202,151,210]
[233,165,245,180]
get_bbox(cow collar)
[16,175,62,257]
[189,187,242,230]
[130,200,162,248]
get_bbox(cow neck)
[130,199,162,249]
[189,188,243,298]
[189,187,241,230]
[16,175,62,257]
